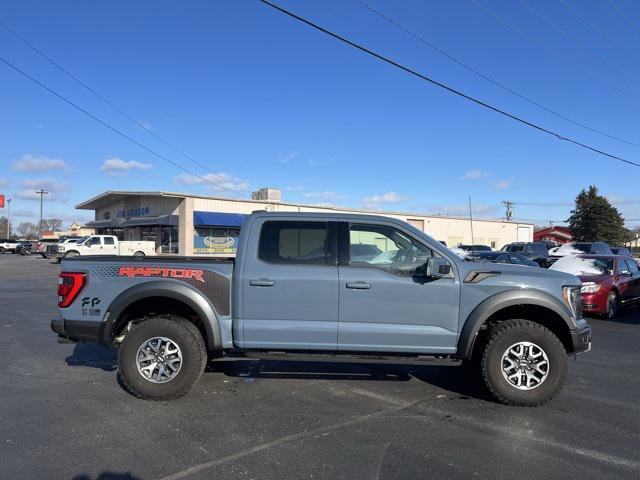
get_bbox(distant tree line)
[0,217,64,239]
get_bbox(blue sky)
[2,0,640,227]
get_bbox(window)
[349,224,438,277]
[259,221,331,265]
[103,237,115,245]
[509,254,527,265]
[489,239,498,249]
[619,260,631,275]
[626,259,639,274]
[87,237,101,246]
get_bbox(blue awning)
[193,211,247,227]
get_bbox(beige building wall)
[190,196,533,253]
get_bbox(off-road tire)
[118,315,207,400]
[480,319,567,407]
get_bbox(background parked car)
[14,241,34,255]
[611,247,632,256]
[457,244,492,252]
[501,242,551,267]
[34,238,59,256]
[466,251,540,267]
[0,239,19,254]
[550,254,640,319]
[45,237,85,259]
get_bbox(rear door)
[103,236,118,254]
[337,221,459,354]
[617,259,635,302]
[240,219,339,350]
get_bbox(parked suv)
[501,242,551,268]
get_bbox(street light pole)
[7,198,11,238]
[35,189,48,234]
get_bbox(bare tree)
[16,222,39,239]
[42,218,63,232]
[0,216,8,238]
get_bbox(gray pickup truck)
[52,212,591,405]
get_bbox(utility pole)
[35,189,48,234]
[502,200,514,221]
[7,198,11,238]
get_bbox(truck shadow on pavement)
[65,342,117,371]
[207,359,493,402]
[73,473,140,480]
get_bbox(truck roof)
[249,211,406,223]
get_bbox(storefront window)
[194,226,240,255]
[161,226,179,254]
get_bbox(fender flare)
[101,280,222,351]
[457,288,576,359]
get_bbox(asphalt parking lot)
[1,254,639,480]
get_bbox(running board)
[239,350,461,366]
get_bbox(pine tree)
[567,186,626,245]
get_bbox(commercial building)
[533,226,572,245]
[77,189,534,256]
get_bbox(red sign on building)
[0,194,4,209]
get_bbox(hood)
[457,260,580,285]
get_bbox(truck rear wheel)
[480,320,567,406]
[118,315,207,400]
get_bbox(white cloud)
[278,151,299,164]
[101,158,153,173]
[13,154,69,173]
[14,178,71,202]
[463,170,490,180]
[362,192,408,209]
[286,185,304,191]
[493,180,509,189]
[304,191,341,202]
[173,172,249,193]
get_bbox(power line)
[519,0,640,89]
[354,0,640,148]
[260,0,640,168]
[558,0,640,67]
[469,0,640,105]
[0,56,250,194]
[606,0,640,36]
[0,20,250,197]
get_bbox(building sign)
[194,227,239,255]
[0,195,4,208]
[116,206,150,218]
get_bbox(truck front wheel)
[480,319,567,406]
[118,315,207,400]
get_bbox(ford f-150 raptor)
[51,212,591,405]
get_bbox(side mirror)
[425,257,451,278]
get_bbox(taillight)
[58,272,86,308]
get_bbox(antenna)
[469,196,475,257]
[502,200,514,221]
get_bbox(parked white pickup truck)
[57,235,156,259]
[0,239,19,253]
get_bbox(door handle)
[250,279,275,287]
[346,282,371,290]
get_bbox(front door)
[338,222,460,353]
[241,220,339,350]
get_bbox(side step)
[239,350,461,366]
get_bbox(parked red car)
[551,254,640,319]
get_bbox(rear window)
[104,237,115,245]
[258,221,330,265]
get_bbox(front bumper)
[570,323,592,354]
